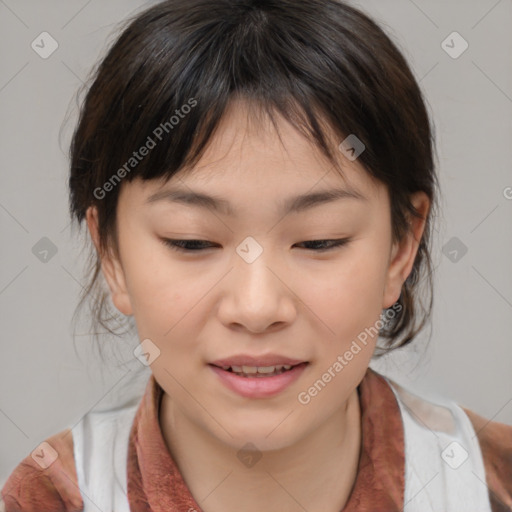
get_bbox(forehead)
[123,98,386,207]
[181,99,372,188]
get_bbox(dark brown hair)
[68,0,440,358]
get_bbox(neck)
[159,388,362,512]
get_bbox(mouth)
[208,362,310,398]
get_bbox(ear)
[382,191,430,309]
[85,206,133,316]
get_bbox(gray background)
[1,0,511,487]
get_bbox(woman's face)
[89,100,428,451]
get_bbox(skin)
[87,99,429,511]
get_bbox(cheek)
[294,257,386,414]
[128,270,200,339]
[302,253,387,342]
[126,263,206,378]
[118,233,197,335]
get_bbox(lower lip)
[209,363,308,398]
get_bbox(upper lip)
[209,354,307,368]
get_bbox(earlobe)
[382,192,430,309]
[85,206,133,316]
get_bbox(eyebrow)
[145,185,367,216]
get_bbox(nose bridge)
[233,235,278,295]
[221,235,295,331]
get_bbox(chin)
[211,417,303,452]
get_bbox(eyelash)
[161,238,351,253]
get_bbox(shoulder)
[381,372,512,510]
[1,428,83,512]
[462,406,512,511]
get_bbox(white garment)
[72,364,150,511]
[72,403,137,512]
[72,375,493,512]
[385,377,492,512]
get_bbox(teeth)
[255,366,277,374]
[225,364,294,376]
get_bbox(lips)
[209,362,309,398]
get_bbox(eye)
[161,239,217,252]
[161,238,351,253]
[293,238,351,251]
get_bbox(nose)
[217,245,297,334]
